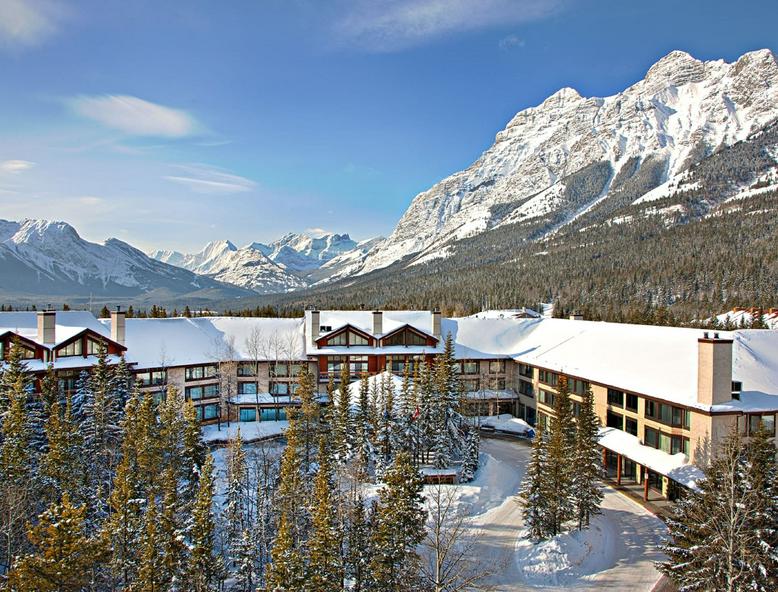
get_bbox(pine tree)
[5,493,107,592]
[307,435,343,591]
[40,392,84,504]
[275,416,306,544]
[355,373,373,479]
[225,428,249,573]
[296,365,320,474]
[186,454,220,592]
[181,397,207,506]
[571,388,604,530]
[345,493,372,592]
[516,423,550,540]
[660,427,778,591]
[333,362,353,462]
[460,428,480,483]
[136,496,165,592]
[544,376,575,535]
[368,451,426,591]
[159,465,187,590]
[0,346,34,574]
[266,512,305,592]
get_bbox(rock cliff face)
[359,49,778,273]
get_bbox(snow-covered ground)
[201,420,288,444]
[478,414,534,436]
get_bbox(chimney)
[372,310,383,335]
[110,306,126,346]
[310,310,320,346]
[569,313,583,321]
[37,310,56,345]
[697,333,734,406]
[432,309,441,339]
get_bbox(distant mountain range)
[2,49,777,314]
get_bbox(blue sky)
[0,0,776,252]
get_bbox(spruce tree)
[355,373,373,479]
[307,435,343,591]
[368,450,426,591]
[660,427,778,591]
[544,376,575,535]
[40,392,84,505]
[333,362,353,462]
[517,423,550,540]
[225,428,249,572]
[181,397,207,506]
[345,492,372,592]
[5,493,107,592]
[296,365,320,474]
[136,496,165,592]
[571,388,604,530]
[187,454,220,592]
[159,465,187,589]
[266,512,305,592]
[460,428,480,483]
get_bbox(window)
[186,384,219,400]
[518,364,533,378]
[644,426,659,449]
[326,356,345,375]
[186,365,217,381]
[572,401,581,418]
[195,403,219,421]
[461,378,479,392]
[749,413,776,436]
[671,435,690,456]
[58,339,82,357]
[625,417,638,436]
[14,343,36,359]
[237,363,256,377]
[86,339,103,355]
[518,380,534,398]
[349,332,369,346]
[645,400,689,429]
[136,370,166,387]
[626,393,639,412]
[607,410,623,430]
[488,377,506,390]
[607,388,624,407]
[645,426,688,455]
[326,329,370,346]
[238,382,258,395]
[538,389,556,407]
[383,329,427,347]
[537,412,550,431]
[488,360,505,374]
[270,382,299,396]
[539,370,558,386]
[239,408,257,422]
[57,370,80,393]
[271,362,303,377]
[349,355,368,376]
[460,361,479,375]
[569,378,589,395]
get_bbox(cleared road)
[470,438,667,591]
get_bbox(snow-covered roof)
[102,316,305,369]
[467,308,541,320]
[0,310,111,348]
[19,354,124,372]
[598,427,705,490]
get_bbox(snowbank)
[480,414,534,436]
[201,420,288,444]
[514,516,617,587]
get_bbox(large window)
[488,360,506,374]
[538,389,556,407]
[195,403,219,421]
[186,384,219,400]
[383,329,427,347]
[271,362,305,378]
[626,393,639,412]
[239,408,257,422]
[58,340,82,357]
[461,378,479,392]
[488,377,506,390]
[645,426,689,456]
[237,363,256,377]
[518,380,534,398]
[459,361,479,375]
[607,388,624,407]
[326,356,345,375]
[539,370,558,386]
[270,382,299,396]
[386,355,423,374]
[14,343,36,359]
[326,329,370,346]
[625,417,638,436]
[569,378,589,395]
[518,364,533,378]
[349,355,368,376]
[136,370,166,387]
[86,338,103,355]
[607,410,623,430]
[645,400,690,429]
[749,413,776,436]
[57,370,80,393]
[185,365,217,381]
[238,382,258,395]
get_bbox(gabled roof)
[0,311,112,348]
[315,323,375,346]
[379,323,437,344]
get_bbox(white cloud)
[499,34,526,50]
[0,159,35,174]
[164,164,256,194]
[305,227,332,238]
[69,95,200,138]
[0,0,64,49]
[333,0,563,52]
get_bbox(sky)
[0,0,776,252]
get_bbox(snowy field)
[201,420,288,444]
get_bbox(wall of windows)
[58,340,82,357]
[186,384,219,400]
[237,363,256,376]
[238,382,258,395]
[518,380,534,398]
[518,363,533,378]
[645,400,690,429]
[239,408,257,422]
[538,389,556,407]
[86,339,103,355]
[271,362,304,378]
[185,365,217,381]
[569,378,589,395]
[270,382,299,396]
[382,329,427,347]
[325,329,369,346]
[349,356,368,376]
[387,355,425,374]
[459,360,479,375]
[539,370,558,386]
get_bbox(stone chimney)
[310,310,320,346]
[697,333,733,406]
[432,309,441,339]
[372,311,383,335]
[110,306,126,346]
[37,310,56,345]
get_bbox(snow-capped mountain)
[357,49,778,274]
[0,219,251,299]
[151,240,306,294]
[251,232,360,272]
